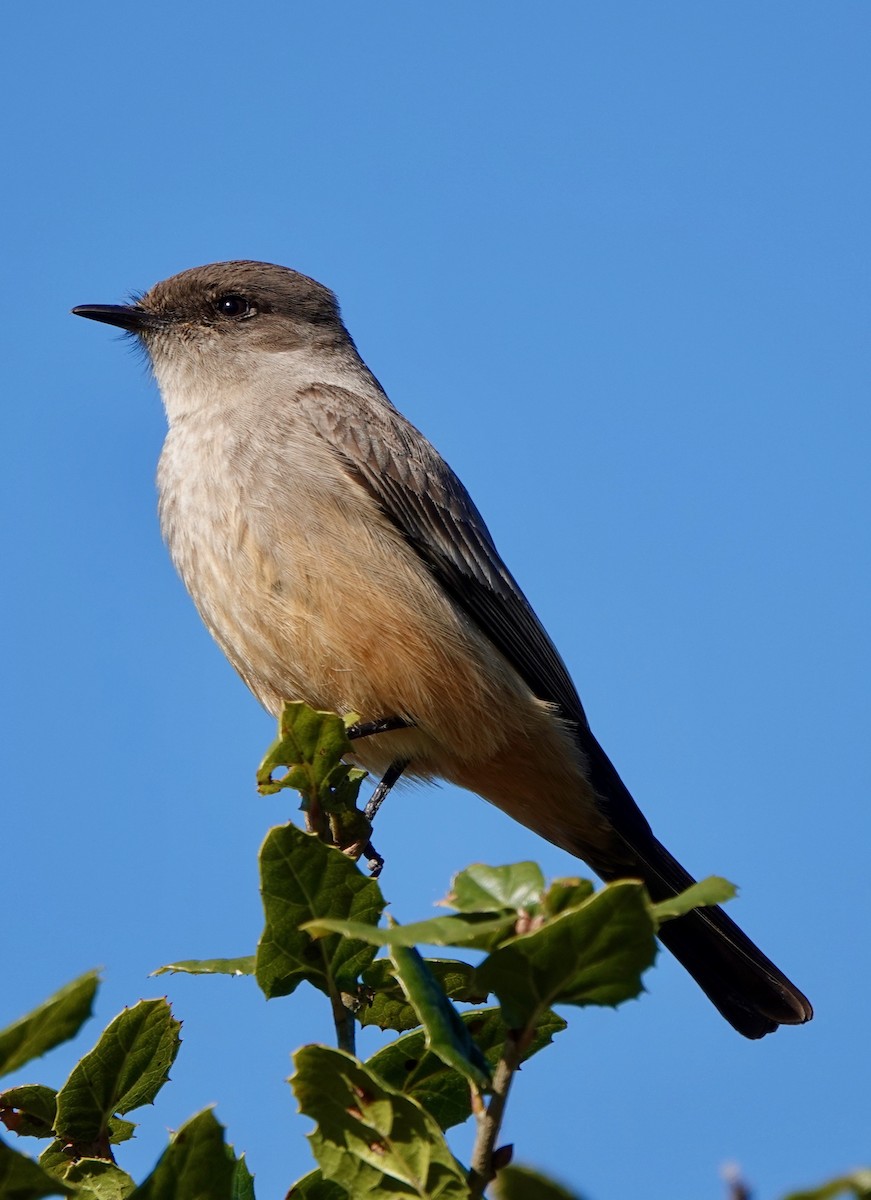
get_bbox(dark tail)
[656,887,812,1038]
[581,730,813,1039]
[630,831,812,1038]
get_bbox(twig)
[722,1162,752,1200]
[468,1027,531,1197]
[330,988,357,1057]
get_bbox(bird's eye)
[214,294,255,319]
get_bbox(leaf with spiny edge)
[60,1158,137,1199]
[0,1084,57,1139]
[475,880,657,1029]
[304,911,517,953]
[366,1006,566,1130]
[54,999,180,1151]
[127,1108,239,1199]
[291,1045,468,1197]
[256,703,366,812]
[256,823,384,1000]
[151,957,255,978]
[359,957,488,1032]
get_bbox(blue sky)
[3,3,869,1197]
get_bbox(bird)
[73,260,812,1038]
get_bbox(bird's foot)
[346,714,413,740]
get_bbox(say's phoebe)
[73,261,812,1038]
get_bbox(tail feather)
[625,825,812,1038]
[579,729,812,1038]
[656,896,813,1038]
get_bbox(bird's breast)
[155,414,541,767]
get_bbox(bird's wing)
[302,384,588,728]
[299,390,815,1039]
[303,384,697,895]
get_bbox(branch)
[329,988,357,1057]
[467,1026,532,1197]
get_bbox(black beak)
[71,303,161,333]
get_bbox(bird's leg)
[344,714,412,818]
[364,759,408,822]
[364,843,385,878]
[361,760,408,878]
[344,716,413,877]
[346,714,412,740]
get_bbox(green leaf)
[287,1169,348,1198]
[359,959,488,1033]
[0,971,99,1078]
[1,1085,138,1148]
[256,703,365,811]
[0,1135,75,1197]
[542,879,595,917]
[366,1007,566,1131]
[255,824,384,1000]
[783,1172,871,1200]
[38,1139,73,1175]
[356,977,424,1035]
[257,705,374,855]
[291,1045,469,1198]
[388,944,490,1089]
[650,876,736,922]
[304,913,515,953]
[0,1085,57,1138]
[55,999,181,1147]
[62,1158,137,1199]
[128,1109,237,1200]
[231,1153,255,1200]
[107,1118,137,1146]
[492,1163,585,1200]
[151,958,255,978]
[475,881,657,1029]
[444,863,545,914]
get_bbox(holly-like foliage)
[1,705,859,1198]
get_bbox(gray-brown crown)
[141,260,342,328]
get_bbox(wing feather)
[302,384,588,728]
